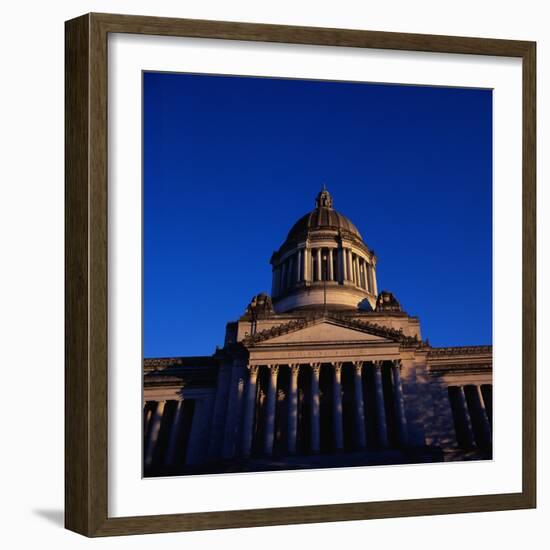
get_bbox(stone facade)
[143,189,492,476]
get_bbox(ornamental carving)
[241,310,427,349]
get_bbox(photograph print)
[142,72,493,477]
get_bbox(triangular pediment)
[265,321,392,344]
[252,319,395,346]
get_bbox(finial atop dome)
[315,185,333,209]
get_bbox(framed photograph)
[65,13,536,536]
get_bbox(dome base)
[273,282,376,313]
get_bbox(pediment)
[257,320,394,345]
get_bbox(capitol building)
[143,188,493,476]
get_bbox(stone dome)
[285,187,362,242]
[270,187,378,313]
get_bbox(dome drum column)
[297,249,303,282]
[339,247,347,282]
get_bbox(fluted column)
[297,249,303,282]
[310,363,321,453]
[164,400,184,467]
[241,365,259,458]
[467,385,492,448]
[222,364,246,459]
[280,261,287,292]
[373,362,388,448]
[365,263,372,292]
[340,247,347,281]
[304,247,310,282]
[316,248,322,281]
[476,385,492,439]
[372,264,378,295]
[332,362,344,451]
[263,365,279,456]
[391,360,408,446]
[143,402,153,437]
[352,362,367,449]
[287,364,300,454]
[347,250,353,282]
[456,386,476,448]
[145,400,166,467]
[328,248,334,281]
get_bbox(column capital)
[289,363,300,375]
[332,361,343,373]
[267,364,280,375]
[353,360,364,373]
[247,364,260,376]
[309,362,322,374]
[373,360,384,369]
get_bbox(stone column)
[287,364,300,454]
[316,248,322,281]
[332,362,344,451]
[222,364,246,459]
[297,249,303,282]
[145,400,166,468]
[241,365,259,458]
[373,362,389,448]
[304,247,310,282]
[328,248,334,281]
[352,361,367,449]
[341,248,347,281]
[310,363,321,453]
[164,400,185,467]
[466,385,492,447]
[280,261,287,292]
[263,365,280,456]
[186,396,215,466]
[361,260,367,289]
[347,250,353,283]
[143,402,153,437]
[391,360,409,447]
[372,264,378,295]
[456,386,476,448]
[476,385,493,438]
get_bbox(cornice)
[427,345,493,357]
[428,362,493,376]
[241,310,427,348]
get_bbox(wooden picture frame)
[65,12,536,537]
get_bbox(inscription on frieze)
[248,347,400,364]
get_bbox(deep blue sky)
[143,72,492,358]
